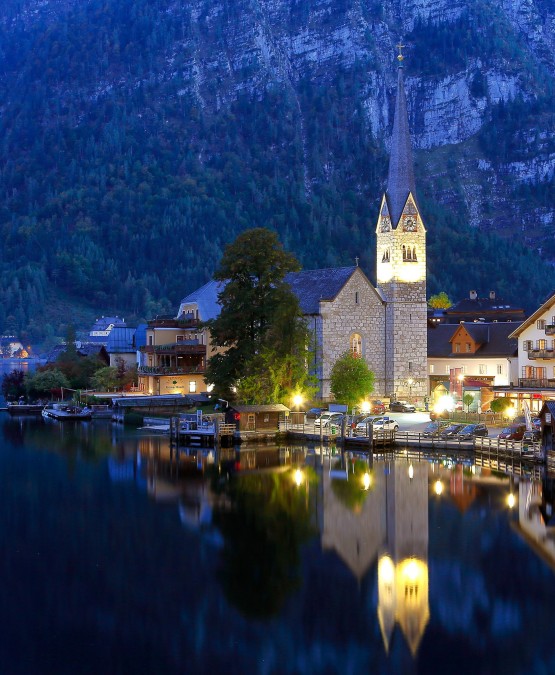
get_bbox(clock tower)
[376,50,427,400]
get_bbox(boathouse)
[228,404,290,432]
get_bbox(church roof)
[386,64,417,228]
[285,267,358,314]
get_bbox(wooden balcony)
[138,365,206,376]
[527,348,555,360]
[147,317,201,329]
[518,378,555,389]
[141,343,206,355]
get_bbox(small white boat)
[42,404,92,420]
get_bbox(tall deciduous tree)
[428,291,453,309]
[205,228,309,400]
[330,351,375,410]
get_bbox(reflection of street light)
[294,468,304,487]
[408,463,414,480]
[507,492,516,509]
[434,479,444,496]
[362,472,372,491]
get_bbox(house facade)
[492,292,555,414]
[427,322,520,412]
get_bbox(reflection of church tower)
[377,461,429,657]
[376,50,427,399]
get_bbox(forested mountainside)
[0,0,554,341]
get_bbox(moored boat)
[42,404,92,420]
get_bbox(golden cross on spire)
[396,41,405,62]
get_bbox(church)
[141,53,428,402]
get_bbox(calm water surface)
[1,415,554,675]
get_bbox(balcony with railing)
[527,348,555,360]
[138,365,206,376]
[147,317,201,329]
[141,342,205,355]
[518,378,555,389]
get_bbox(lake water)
[1,414,554,675]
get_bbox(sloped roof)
[106,327,136,353]
[232,404,290,413]
[428,322,521,357]
[285,267,358,314]
[178,267,369,319]
[508,291,555,338]
[179,280,225,322]
[385,65,417,228]
[448,296,524,315]
[90,316,125,331]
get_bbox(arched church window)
[413,247,417,261]
[402,245,406,261]
[407,247,412,261]
[350,333,362,358]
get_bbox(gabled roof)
[90,316,125,331]
[106,327,136,353]
[285,267,360,314]
[385,65,417,228]
[508,291,555,338]
[428,322,521,357]
[448,296,524,315]
[179,280,225,322]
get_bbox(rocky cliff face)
[0,0,553,332]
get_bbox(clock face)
[380,217,391,232]
[403,217,417,232]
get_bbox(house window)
[497,364,503,375]
[523,340,533,350]
[466,343,472,353]
[355,292,359,305]
[176,335,184,342]
[454,344,460,353]
[537,339,547,350]
[429,364,435,374]
[148,335,153,346]
[408,362,413,371]
[350,333,362,357]
[537,319,546,330]
[537,367,547,379]
[446,365,451,375]
[189,381,196,393]
[479,364,487,375]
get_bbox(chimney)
[470,290,477,300]
[489,290,495,300]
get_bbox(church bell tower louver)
[376,46,427,400]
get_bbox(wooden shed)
[228,404,290,432]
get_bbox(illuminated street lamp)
[434,479,444,496]
[292,394,304,409]
[360,400,371,414]
[294,468,304,487]
[507,492,516,509]
[505,406,517,420]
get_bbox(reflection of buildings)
[515,477,555,569]
[318,459,429,656]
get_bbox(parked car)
[522,428,541,443]
[422,421,449,437]
[498,424,527,441]
[314,412,344,429]
[370,400,386,414]
[440,423,466,439]
[305,407,325,420]
[457,423,489,440]
[354,415,399,436]
[389,400,416,413]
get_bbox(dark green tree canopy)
[205,228,308,400]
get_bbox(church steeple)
[385,45,416,228]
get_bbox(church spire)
[385,45,416,228]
